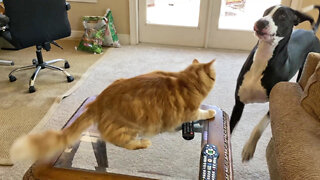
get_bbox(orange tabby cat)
[10,59,216,162]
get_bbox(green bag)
[103,9,121,48]
[77,16,106,54]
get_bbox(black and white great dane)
[230,5,320,162]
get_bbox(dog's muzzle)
[254,19,270,35]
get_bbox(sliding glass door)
[138,0,282,50]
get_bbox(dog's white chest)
[238,42,275,104]
[238,70,268,104]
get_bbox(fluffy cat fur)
[10,59,216,162]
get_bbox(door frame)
[129,0,212,47]
[129,0,139,45]
[206,0,257,50]
[138,0,210,47]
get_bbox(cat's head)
[189,59,216,84]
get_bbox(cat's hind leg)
[99,123,151,150]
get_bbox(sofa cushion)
[269,82,320,180]
[301,62,320,120]
[299,52,320,89]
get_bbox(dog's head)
[254,5,314,43]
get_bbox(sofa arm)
[269,82,320,180]
[266,138,281,180]
[299,52,320,89]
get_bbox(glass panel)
[146,0,201,27]
[219,0,281,31]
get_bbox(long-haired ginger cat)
[10,59,216,162]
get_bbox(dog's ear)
[263,6,275,16]
[291,9,314,26]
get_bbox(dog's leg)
[242,112,270,162]
[296,66,304,82]
[230,99,245,133]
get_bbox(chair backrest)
[3,0,71,49]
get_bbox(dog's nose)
[254,20,269,32]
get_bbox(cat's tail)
[10,109,95,163]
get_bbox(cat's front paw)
[207,109,216,119]
[140,139,152,148]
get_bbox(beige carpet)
[0,44,275,179]
[0,40,105,165]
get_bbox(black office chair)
[2,0,74,93]
[0,14,13,66]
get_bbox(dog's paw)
[241,141,256,162]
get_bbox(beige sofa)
[266,52,320,180]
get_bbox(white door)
[138,0,209,47]
[138,0,282,50]
[208,0,282,50]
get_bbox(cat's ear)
[208,59,216,65]
[192,59,199,64]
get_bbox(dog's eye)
[279,14,286,20]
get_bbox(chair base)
[9,58,74,93]
[0,59,14,66]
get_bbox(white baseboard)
[118,34,130,45]
[65,30,130,45]
[67,30,83,40]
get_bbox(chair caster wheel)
[64,62,70,69]
[32,59,38,65]
[9,75,17,82]
[29,86,36,93]
[67,76,74,82]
